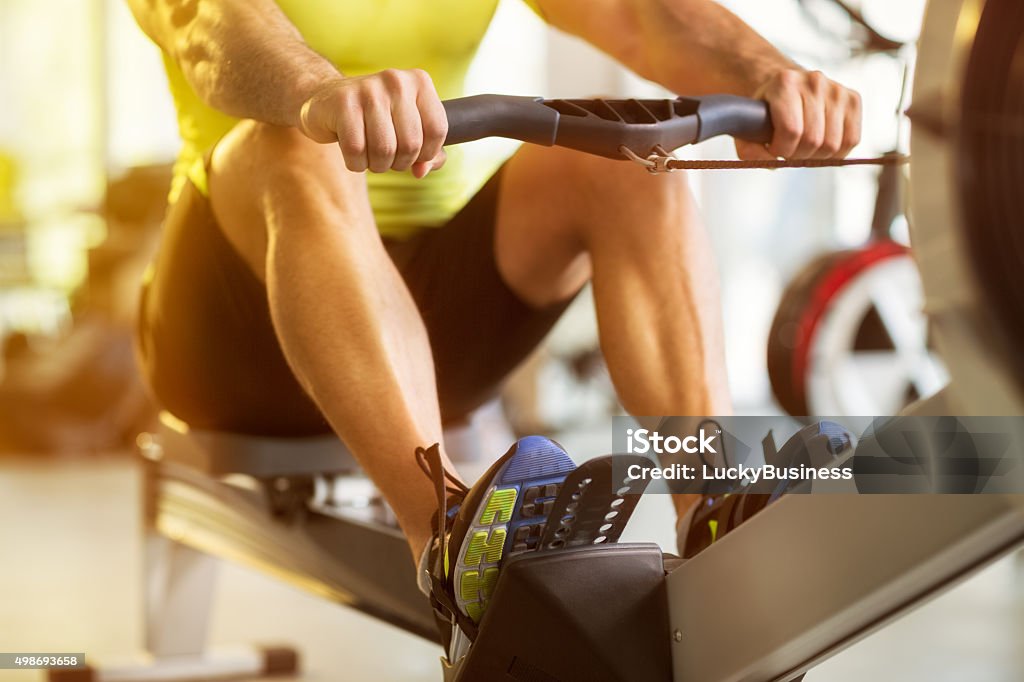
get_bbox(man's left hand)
[736,68,862,161]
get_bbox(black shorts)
[136,166,573,437]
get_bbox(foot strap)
[537,455,651,550]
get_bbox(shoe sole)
[453,436,575,622]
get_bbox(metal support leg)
[49,446,298,682]
[50,535,296,680]
[143,533,219,657]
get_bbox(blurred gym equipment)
[766,174,947,416]
[0,166,164,453]
[767,0,948,417]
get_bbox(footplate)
[537,455,652,551]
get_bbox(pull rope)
[619,145,910,173]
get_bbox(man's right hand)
[298,69,448,178]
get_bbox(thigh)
[137,175,330,436]
[140,121,380,437]
[386,166,579,424]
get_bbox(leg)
[494,144,732,517]
[205,122,453,558]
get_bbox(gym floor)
[2,433,1022,682]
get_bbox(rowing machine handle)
[442,94,773,159]
[692,95,774,144]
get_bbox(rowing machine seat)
[152,411,359,478]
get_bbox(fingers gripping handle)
[692,95,774,145]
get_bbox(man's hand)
[736,68,862,162]
[299,69,448,178]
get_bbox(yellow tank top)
[162,0,513,238]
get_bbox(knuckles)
[820,134,842,155]
[395,135,423,157]
[358,81,387,109]
[422,118,448,142]
[340,142,367,163]
[379,68,409,95]
[847,89,863,112]
[805,130,826,151]
[409,68,433,86]
[774,68,800,89]
[807,70,828,92]
[775,115,803,142]
[373,140,397,160]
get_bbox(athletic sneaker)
[676,420,854,558]
[417,436,576,649]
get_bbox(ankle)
[672,493,702,519]
[405,521,436,561]
[411,534,435,596]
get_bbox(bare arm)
[534,0,789,97]
[533,0,862,160]
[126,0,339,128]
[126,0,447,175]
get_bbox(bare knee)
[212,122,363,209]
[208,122,372,275]
[520,145,695,248]
[574,150,691,217]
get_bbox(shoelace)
[415,443,480,643]
[415,444,459,570]
[415,445,470,500]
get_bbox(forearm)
[633,0,796,96]
[128,0,339,127]
[537,0,795,97]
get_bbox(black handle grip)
[443,95,559,147]
[692,95,773,145]
[442,94,773,158]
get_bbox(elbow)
[171,26,230,109]
[156,1,225,106]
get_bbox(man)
[128,0,861,648]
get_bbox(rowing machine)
[63,4,1024,675]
